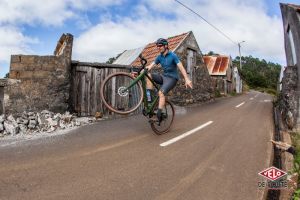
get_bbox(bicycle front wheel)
[151,100,175,135]
[100,72,143,114]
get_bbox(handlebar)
[137,54,147,74]
[130,54,148,75]
[139,54,147,66]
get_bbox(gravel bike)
[100,55,174,134]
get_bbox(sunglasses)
[156,45,164,48]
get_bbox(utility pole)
[238,41,245,69]
[237,41,245,93]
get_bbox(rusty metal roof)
[131,32,190,67]
[113,47,145,65]
[203,55,230,76]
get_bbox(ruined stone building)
[280,3,300,129]
[4,34,73,115]
[0,80,5,114]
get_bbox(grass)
[229,91,237,96]
[290,132,300,199]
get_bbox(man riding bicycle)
[145,38,193,122]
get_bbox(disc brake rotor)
[118,86,128,97]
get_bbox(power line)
[174,0,237,45]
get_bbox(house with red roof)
[203,55,241,95]
[114,31,213,105]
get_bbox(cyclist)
[145,38,193,122]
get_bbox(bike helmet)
[156,38,168,46]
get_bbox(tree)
[106,52,123,64]
[205,51,219,56]
[4,73,9,78]
[233,56,281,91]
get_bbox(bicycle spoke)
[150,100,174,134]
[100,72,143,114]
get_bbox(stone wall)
[280,4,300,129]
[0,87,3,114]
[169,65,213,105]
[279,65,298,129]
[4,33,73,115]
[211,78,226,95]
[280,4,300,68]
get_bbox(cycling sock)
[157,108,162,121]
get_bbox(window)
[187,49,195,79]
[288,26,297,65]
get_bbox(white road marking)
[235,102,245,108]
[160,121,213,147]
[250,98,254,100]
[254,94,258,98]
[264,100,271,102]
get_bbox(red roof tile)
[131,32,190,67]
[203,55,230,76]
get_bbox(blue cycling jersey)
[154,51,180,80]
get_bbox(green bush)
[229,91,237,96]
[291,132,300,199]
[265,88,277,96]
[214,89,222,98]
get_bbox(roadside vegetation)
[233,56,281,96]
[291,132,300,199]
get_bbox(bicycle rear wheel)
[150,100,175,135]
[100,72,143,114]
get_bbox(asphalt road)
[0,90,274,200]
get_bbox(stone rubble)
[0,110,102,138]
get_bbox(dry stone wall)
[279,65,298,129]
[4,34,73,115]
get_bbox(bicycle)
[100,54,175,135]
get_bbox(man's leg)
[147,74,163,103]
[158,91,165,109]
[157,76,177,122]
[146,74,153,89]
[156,91,165,123]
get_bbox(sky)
[0,0,299,78]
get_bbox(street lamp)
[238,41,245,69]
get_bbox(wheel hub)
[118,87,128,97]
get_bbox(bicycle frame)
[100,54,174,134]
[126,70,160,116]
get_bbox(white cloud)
[0,0,287,77]
[0,0,124,77]
[0,0,123,26]
[0,25,38,63]
[73,0,286,65]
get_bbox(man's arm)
[177,62,193,89]
[146,62,155,71]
